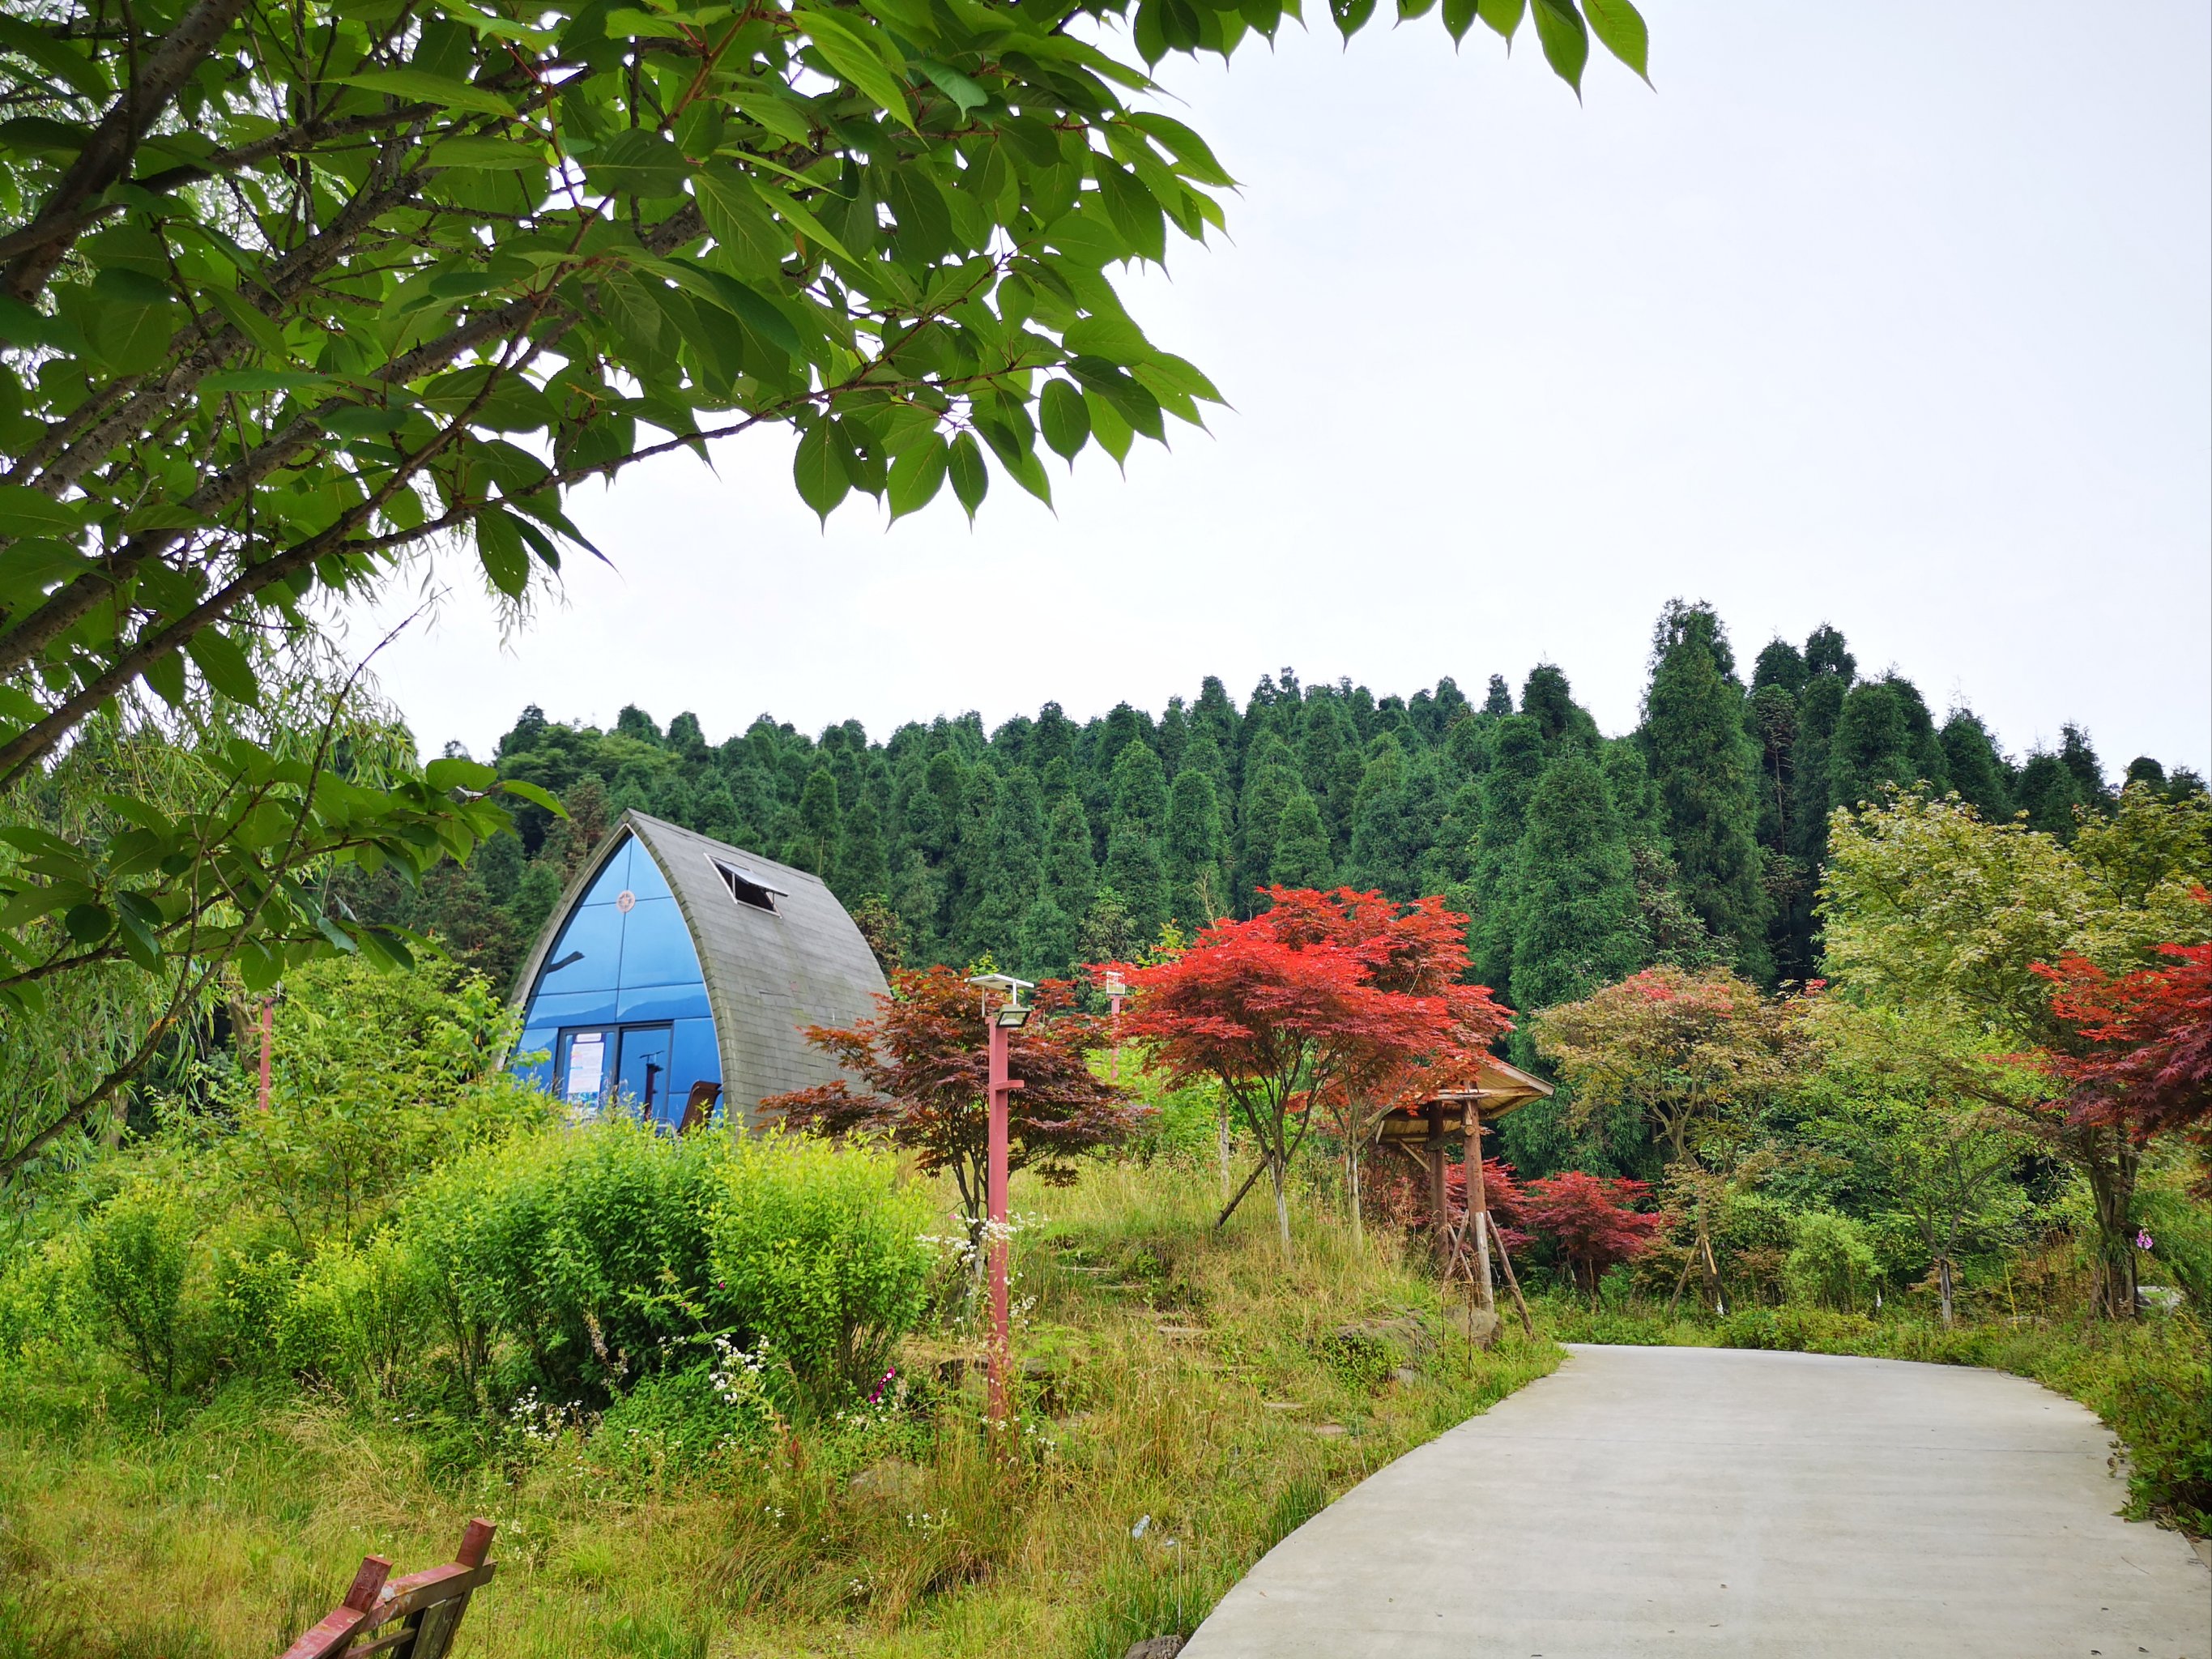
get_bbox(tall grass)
[0,1161,1558,1657]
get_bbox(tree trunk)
[1270,1153,1293,1264]
[1937,1254,1954,1330]
[2082,1133,2141,1320]
[1218,1106,1232,1205]
[1347,1137,1363,1248]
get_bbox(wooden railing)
[276,1520,496,1659]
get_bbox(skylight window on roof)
[713,858,785,913]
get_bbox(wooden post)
[1467,1104,1494,1319]
[1489,1212,1536,1339]
[258,996,274,1112]
[1426,1102,1447,1235]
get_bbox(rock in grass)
[1123,1638,1187,1659]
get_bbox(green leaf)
[88,267,178,376]
[1443,0,1478,42]
[1092,164,1166,264]
[1330,0,1376,39]
[1127,113,1235,187]
[425,756,497,792]
[475,508,531,595]
[336,69,517,117]
[357,927,416,972]
[583,128,691,198]
[914,59,989,115]
[113,896,161,971]
[888,436,948,521]
[63,902,113,945]
[0,485,89,539]
[947,431,988,519]
[142,650,187,707]
[674,262,803,360]
[758,181,856,267]
[1530,0,1587,90]
[185,629,260,706]
[694,167,787,275]
[0,17,111,100]
[1581,0,1648,81]
[500,778,566,814]
[431,135,550,169]
[726,87,817,147]
[1477,0,1524,38]
[793,421,854,522]
[1040,378,1091,463]
[791,10,915,131]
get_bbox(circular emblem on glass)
[616,889,637,913]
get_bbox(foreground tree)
[1519,1171,1659,1303]
[2035,889,2212,1166]
[1117,885,1499,1260]
[765,965,1142,1243]
[1821,787,2212,1317]
[1531,964,1792,1311]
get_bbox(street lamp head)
[968,970,1037,1021]
[994,1004,1033,1029]
[1099,970,1127,996]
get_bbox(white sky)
[360,1,2212,776]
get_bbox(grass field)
[0,1162,1559,1658]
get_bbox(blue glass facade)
[513,832,719,1126]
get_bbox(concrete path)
[1182,1344,2210,1658]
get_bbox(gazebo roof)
[1375,1055,1555,1139]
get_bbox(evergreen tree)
[1750,638,1808,697]
[1346,736,1417,897]
[1639,601,1772,981]
[1468,714,1546,1000]
[964,766,1045,960]
[1298,695,1364,856]
[1164,766,1231,925]
[1940,710,2014,821]
[1102,740,1170,941]
[1826,675,1949,813]
[2057,723,2110,809]
[1522,663,1596,748]
[794,767,842,880]
[835,787,891,902]
[1511,744,1643,1016]
[1234,733,1300,912]
[1269,786,1336,889]
[2017,748,2091,838]
[1040,785,1098,922]
[1482,674,1515,717]
[892,848,946,966]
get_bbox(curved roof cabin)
[509,811,889,1128]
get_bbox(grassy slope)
[0,1164,1558,1659]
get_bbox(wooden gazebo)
[1375,1056,1553,1335]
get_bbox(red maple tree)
[2034,891,2212,1158]
[764,966,1147,1243]
[1113,886,1511,1260]
[1519,1171,1660,1302]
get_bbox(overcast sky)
[358,1,2212,777]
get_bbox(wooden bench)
[277,1520,496,1659]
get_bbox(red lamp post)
[1101,970,1127,1081]
[969,973,1033,1432]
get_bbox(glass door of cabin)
[615,1024,675,1119]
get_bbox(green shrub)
[595,1341,783,1478]
[706,1134,937,1405]
[81,1187,194,1389]
[411,1116,730,1406]
[278,1232,422,1397]
[1784,1211,1877,1312]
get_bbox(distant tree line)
[349,599,2205,1077]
